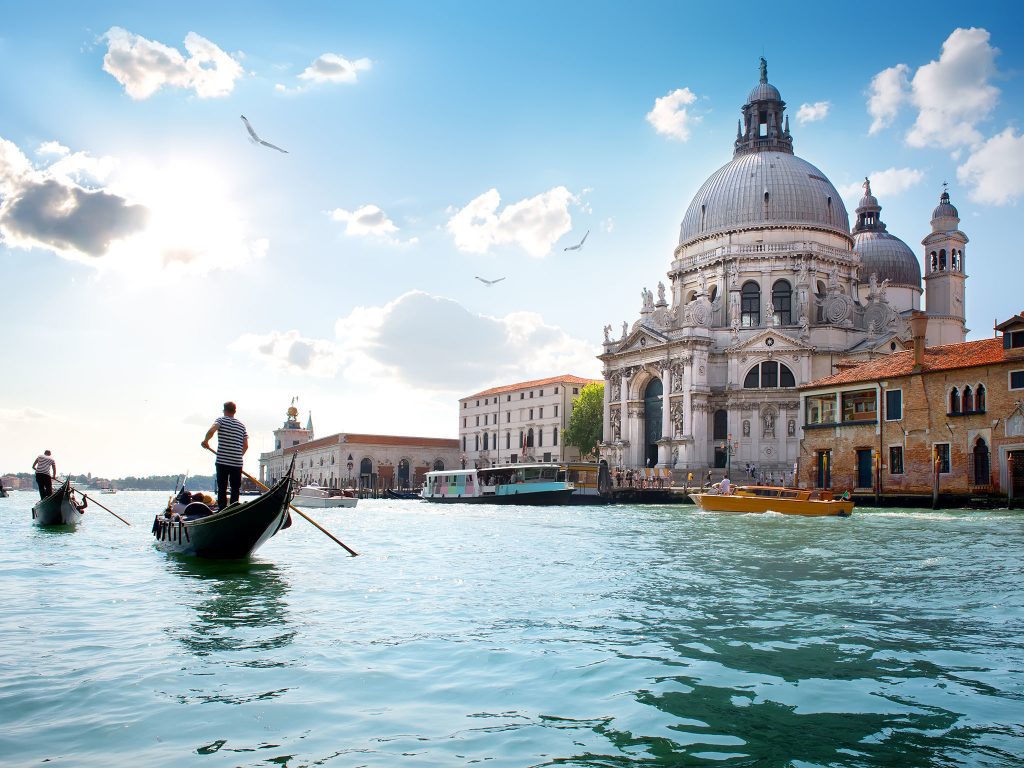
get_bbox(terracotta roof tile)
[284,433,457,454]
[465,374,601,399]
[803,337,1010,389]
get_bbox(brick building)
[798,312,1024,503]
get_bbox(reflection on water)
[165,557,296,659]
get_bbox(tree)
[563,382,604,459]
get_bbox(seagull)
[563,230,589,251]
[475,276,506,287]
[240,115,288,154]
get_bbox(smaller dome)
[854,231,922,288]
[747,81,781,103]
[858,192,879,210]
[932,190,959,221]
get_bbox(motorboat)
[688,485,853,517]
[293,483,358,509]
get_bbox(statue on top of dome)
[759,56,768,83]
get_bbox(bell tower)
[922,185,968,345]
[273,397,314,450]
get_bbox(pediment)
[727,329,812,355]
[617,326,668,354]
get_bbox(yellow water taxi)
[688,486,854,517]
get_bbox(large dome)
[679,151,851,246]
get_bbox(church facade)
[598,60,969,475]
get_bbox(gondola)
[151,473,295,558]
[32,479,82,526]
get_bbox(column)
[603,373,612,442]
[658,367,672,467]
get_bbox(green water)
[1,491,1022,766]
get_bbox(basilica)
[599,60,969,474]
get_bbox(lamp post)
[461,453,467,469]
[346,456,353,488]
[721,433,735,480]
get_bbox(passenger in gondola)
[73,496,88,514]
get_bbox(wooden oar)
[203,447,358,556]
[64,482,132,526]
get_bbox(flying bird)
[563,230,589,251]
[240,115,289,154]
[475,276,506,286]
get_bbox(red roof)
[465,374,601,399]
[284,433,457,454]
[803,337,1010,389]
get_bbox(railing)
[671,241,855,272]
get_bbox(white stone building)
[598,60,968,476]
[459,374,601,467]
[259,402,459,489]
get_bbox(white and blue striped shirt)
[214,416,247,467]
[34,455,55,474]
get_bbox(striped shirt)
[34,455,55,474]
[214,416,247,467]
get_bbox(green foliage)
[563,382,604,458]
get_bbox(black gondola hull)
[152,476,293,558]
[32,481,81,526]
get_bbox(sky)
[2,1,1023,477]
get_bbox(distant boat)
[151,474,294,558]
[421,464,575,505]
[32,480,83,526]
[100,488,118,494]
[0,485,8,498]
[689,485,854,516]
[293,483,358,509]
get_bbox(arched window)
[962,385,974,413]
[553,427,558,446]
[741,281,760,327]
[939,249,947,270]
[537,428,544,447]
[482,432,489,450]
[505,432,510,449]
[930,252,938,272]
[949,387,960,414]
[360,458,373,476]
[433,459,445,471]
[709,285,718,303]
[475,434,480,451]
[976,384,986,412]
[973,438,990,486]
[772,280,792,325]
[743,362,796,388]
[526,428,534,448]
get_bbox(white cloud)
[231,329,344,377]
[601,217,615,233]
[796,101,830,124]
[838,167,925,201]
[234,291,600,392]
[0,406,50,423]
[867,63,910,135]
[906,28,1000,148]
[0,135,267,274]
[101,27,243,99]
[298,53,371,84]
[446,186,574,258]
[329,204,417,245]
[36,141,69,157]
[957,127,1024,205]
[646,87,700,141]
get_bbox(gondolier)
[32,450,57,500]
[201,401,248,511]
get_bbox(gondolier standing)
[201,401,248,511]
[32,450,57,500]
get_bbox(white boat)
[101,488,118,494]
[421,464,575,505]
[292,483,358,509]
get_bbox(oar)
[203,447,358,556]
[63,482,132,527]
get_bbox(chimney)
[909,311,928,369]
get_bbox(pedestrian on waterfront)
[31,450,57,500]
[201,401,248,510]
[705,469,713,489]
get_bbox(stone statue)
[609,408,621,440]
[621,321,628,340]
[863,177,871,196]
[657,282,666,305]
[728,260,739,283]
[799,312,810,340]
[743,419,750,437]
[879,277,889,303]
[788,419,796,437]
[610,373,621,401]
[764,298,776,326]
[828,265,840,293]
[797,259,810,286]
[868,272,879,298]
[763,410,775,437]
[698,271,708,295]
[759,56,768,83]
